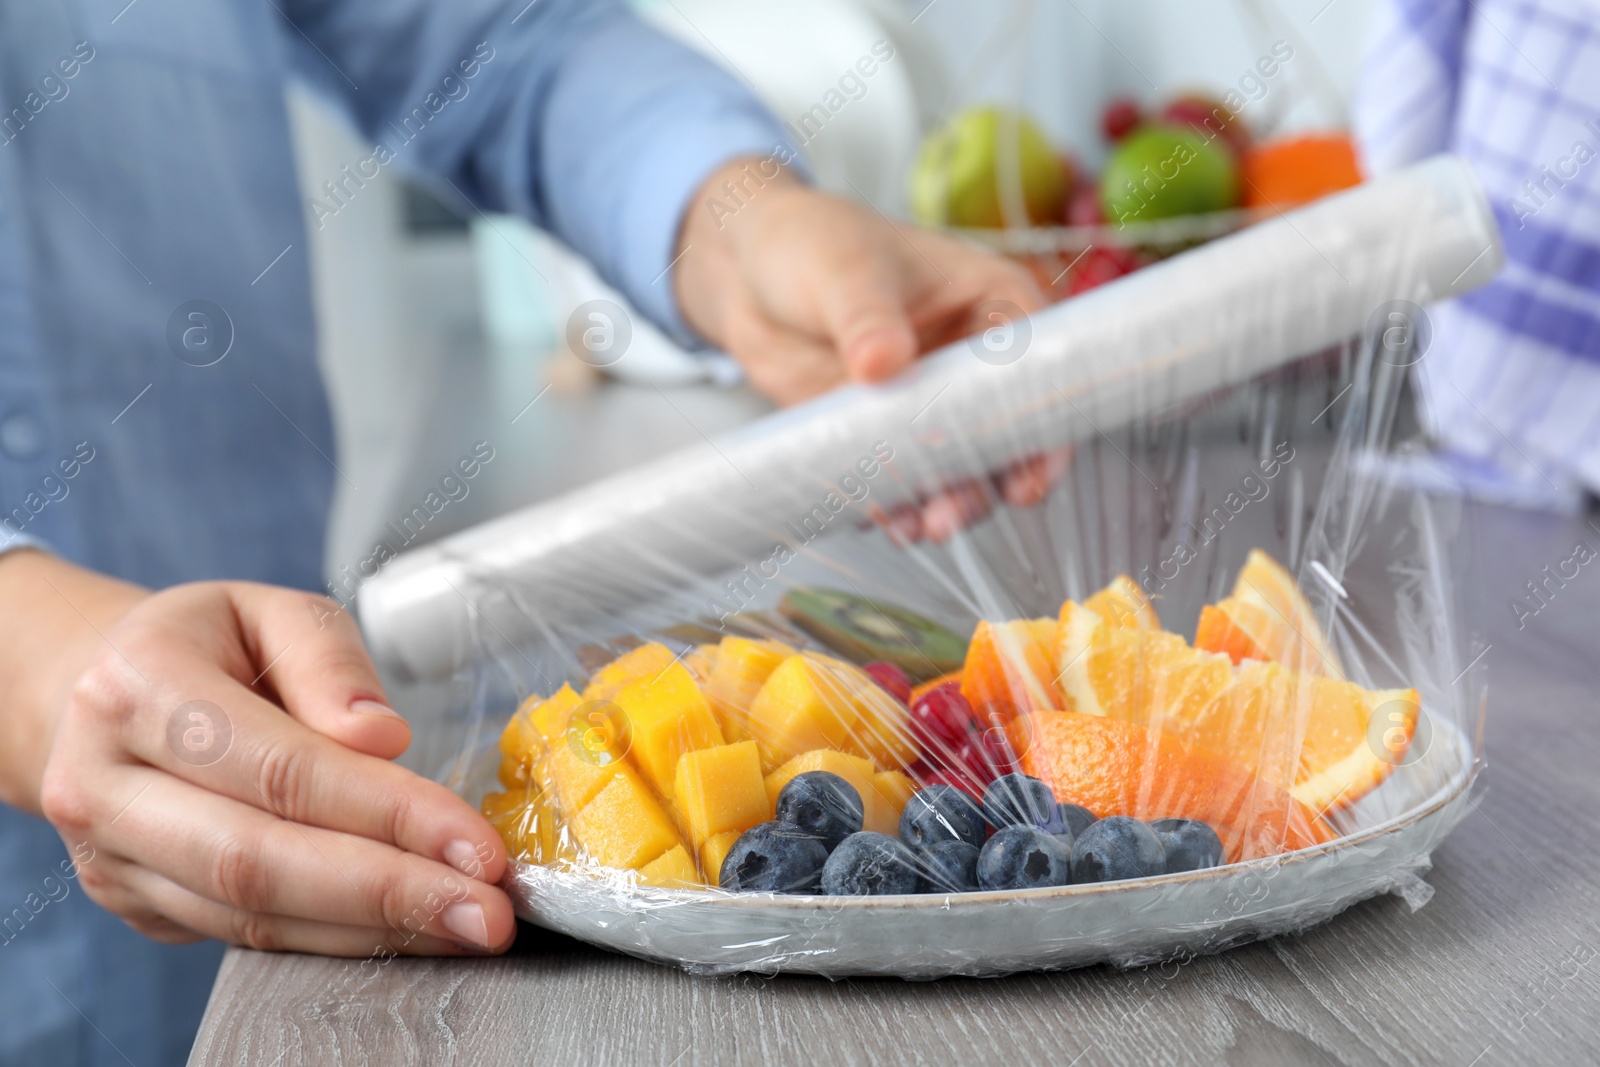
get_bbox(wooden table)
[189,497,1600,1067]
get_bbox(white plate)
[505,719,1477,978]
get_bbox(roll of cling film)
[439,158,1493,978]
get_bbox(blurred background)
[291,0,1378,590]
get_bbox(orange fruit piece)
[960,618,1061,719]
[1197,549,1341,677]
[1062,625,1235,726]
[1013,710,1335,863]
[1241,133,1362,209]
[1082,574,1160,631]
[1176,662,1421,815]
[1057,576,1169,717]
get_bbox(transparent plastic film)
[360,157,1498,978]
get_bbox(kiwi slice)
[778,588,968,682]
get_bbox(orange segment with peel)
[1200,549,1341,677]
[1065,626,1235,728]
[1013,710,1335,863]
[1174,663,1421,815]
[1083,574,1160,631]
[1057,576,1168,718]
[960,618,1061,719]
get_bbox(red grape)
[862,661,912,706]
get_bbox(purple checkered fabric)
[1357,0,1600,500]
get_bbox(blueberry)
[1070,816,1166,883]
[775,771,864,850]
[720,821,829,893]
[1150,818,1224,873]
[899,785,986,848]
[1040,802,1097,840]
[982,773,1057,830]
[821,832,920,895]
[915,840,981,893]
[976,826,1072,891]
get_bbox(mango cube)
[528,683,583,744]
[637,845,700,888]
[700,830,742,886]
[817,657,919,770]
[611,662,724,799]
[706,637,795,742]
[583,642,680,702]
[482,786,560,864]
[747,655,863,771]
[570,771,683,870]
[866,770,916,836]
[548,738,634,814]
[672,740,770,851]
[683,643,721,684]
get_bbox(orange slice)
[1198,549,1341,677]
[1083,574,1160,631]
[1062,575,1413,813]
[1057,577,1173,718]
[960,618,1061,719]
[1176,663,1420,814]
[1013,710,1336,863]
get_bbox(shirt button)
[0,411,44,459]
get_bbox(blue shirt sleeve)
[279,0,802,343]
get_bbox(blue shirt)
[0,1,791,1062]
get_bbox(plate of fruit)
[480,552,1474,978]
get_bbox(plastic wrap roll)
[359,155,1499,684]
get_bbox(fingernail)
[441,902,489,948]
[350,699,401,719]
[445,838,484,878]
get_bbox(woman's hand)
[674,157,1066,540]
[4,550,515,957]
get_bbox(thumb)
[234,584,411,760]
[817,264,917,383]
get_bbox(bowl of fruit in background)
[480,553,1476,978]
[908,96,1365,302]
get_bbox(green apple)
[911,107,1066,228]
[1098,123,1240,225]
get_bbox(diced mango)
[672,740,770,851]
[764,748,878,815]
[499,695,543,759]
[570,772,683,870]
[482,786,560,864]
[548,739,635,814]
[528,683,584,744]
[747,654,863,771]
[683,643,721,684]
[817,657,919,770]
[866,770,916,836]
[611,662,724,799]
[637,845,701,888]
[700,830,743,886]
[497,752,531,789]
[706,637,795,742]
[583,642,681,702]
